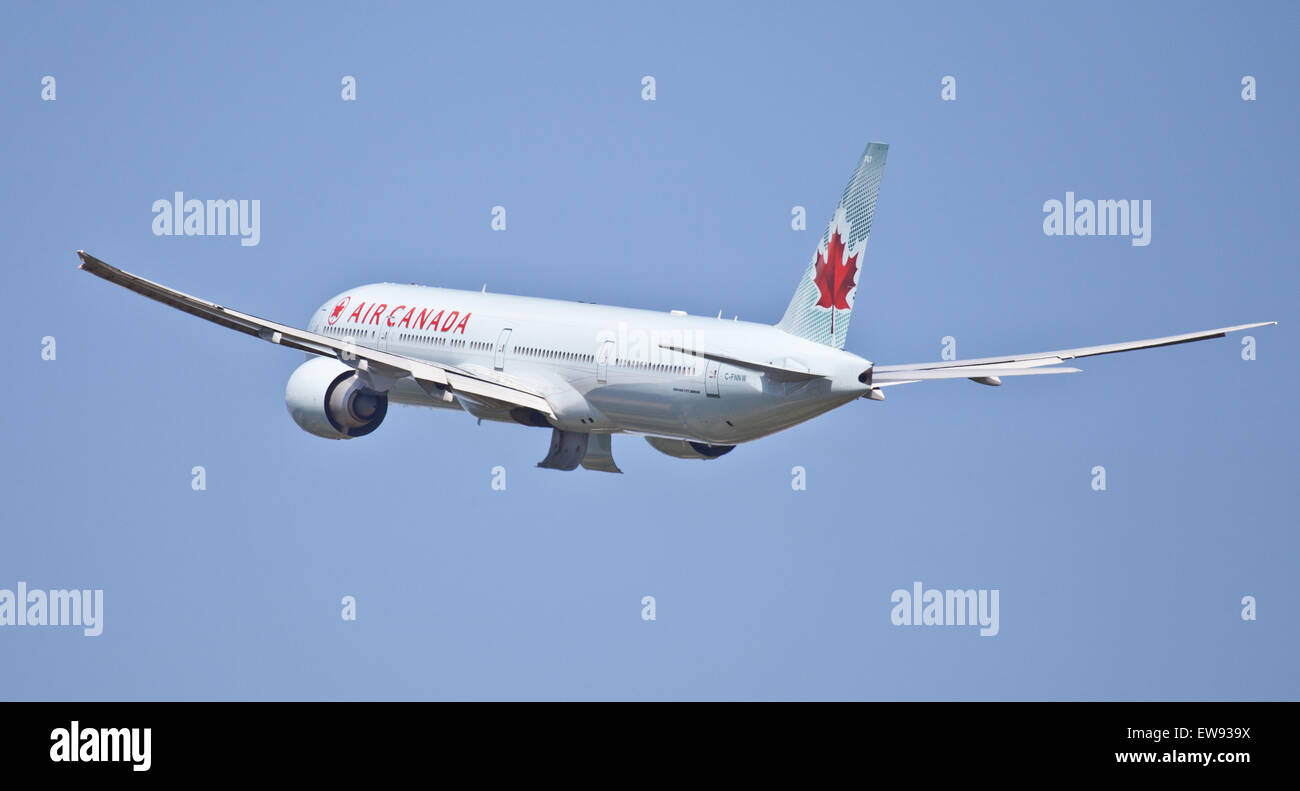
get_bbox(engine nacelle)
[284,357,388,439]
[644,436,735,460]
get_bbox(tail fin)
[776,141,888,349]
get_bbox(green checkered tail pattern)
[775,142,888,349]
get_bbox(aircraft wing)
[871,322,1275,387]
[77,251,556,417]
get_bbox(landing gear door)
[596,340,614,384]
[494,328,512,370]
[705,360,721,397]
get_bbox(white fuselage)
[307,284,873,444]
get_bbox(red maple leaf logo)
[812,218,859,316]
[328,296,350,325]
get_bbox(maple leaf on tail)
[811,219,859,333]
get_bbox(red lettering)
[369,304,387,325]
[397,306,416,328]
[386,305,405,327]
[414,308,431,329]
[426,310,444,331]
[440,311,459,332]
[454,312,470,334]
[347,302,366,323]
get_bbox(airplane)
[78,141,1274,473]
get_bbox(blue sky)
[2,1,1295,699]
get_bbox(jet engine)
[644,436,736,460]
[284,357,388,439]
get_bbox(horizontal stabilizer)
[656,343,824,380]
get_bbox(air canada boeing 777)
[78,141,1274,472]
